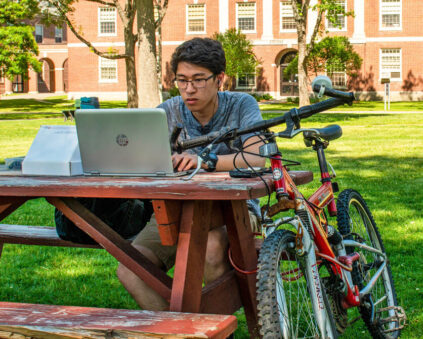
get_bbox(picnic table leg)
[0,197,29,221]
[47,197,173,301]
[169,200,212,313]
[223,200,260,338]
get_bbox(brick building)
[3,0,423,101]
[1,20,68,96]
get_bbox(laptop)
[75,108,188,177]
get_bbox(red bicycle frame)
[269,143,361,309]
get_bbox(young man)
[117,38,265,310]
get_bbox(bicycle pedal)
[376,305,407,333]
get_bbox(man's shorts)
[132,211,260,271]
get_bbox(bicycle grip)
[312,84,355,102]
[178,131,220,150]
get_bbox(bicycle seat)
[303,124,342,141]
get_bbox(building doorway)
[38,58,55,93]
[280,51,298,96]
[12,75,24,93]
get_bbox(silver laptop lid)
[75,108,178,176]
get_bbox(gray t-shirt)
[158,91,263,217]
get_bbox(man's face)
[175,62,222,113]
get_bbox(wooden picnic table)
[0,171,311,337]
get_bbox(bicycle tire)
[257,229,338,338]
[337,189,401,338]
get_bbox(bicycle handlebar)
[176,88,355,151]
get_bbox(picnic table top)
[0,171,280,200]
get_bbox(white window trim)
[186,4,206,35]
[98,7,117,37]
[379,48,402,82]
[379,0,402,31]
[98,56,118,83]
[236,73,256,90]
[279,1,296,33]
[236,2,256,34]
[325,69,347,89]
[326,0,347,32]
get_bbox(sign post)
[381,78,391,111]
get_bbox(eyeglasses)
[174,74,215,89]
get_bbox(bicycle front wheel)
[337,189,402,339]
[257,229,338,338]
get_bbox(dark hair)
[171,38,226,75]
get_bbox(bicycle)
[171,77,406,338]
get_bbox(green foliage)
[249,93,274,102]
[0,0,42,79]
[284,36,362,79]
[212,28,260,86]
[308,36,362,76]
[167,86,180,98]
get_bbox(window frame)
[280,1,296,32]
[98,7,117,37]
[98,56,118,83]
[379,0,402,31]
[236,73,256,90]
[236,2,256,33]
[186,4,206,34]
[55,27,63,43]
[326,0,347,32]
[326,63,347,89]
[35,24,43,43]
[379,48,402,82]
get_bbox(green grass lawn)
[0,111,422,338]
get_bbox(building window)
[98,7,117,36]
[55,27,63,43]
[280,1,296,31]
[327,63,347,89]
[35,24,43,43]
[236,73,256,89]
[237,2,256,33]
[327,0,346,31]
[99,57,118,82]
[380,48,401,81]
[380,0,401,30]
[186,4,206,33]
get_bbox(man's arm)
[172,135,265,172]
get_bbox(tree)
[284,36,362,86]
[212,28,260,90]
[0,0,42,81]
[288,0,353,106]
[44,0,167,108]
[44,0,140,107]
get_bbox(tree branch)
[86,0,116,7]
[308,5,324,53]
[56,4,128,59]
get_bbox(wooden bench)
[0,301,237,338]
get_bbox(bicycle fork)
[287,215,336,339]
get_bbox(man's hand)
[172,152,199,172]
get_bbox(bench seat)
[0,301,236,339]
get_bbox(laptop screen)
[75,108,182,176]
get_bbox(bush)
[249,93,274,102]
[167,87,180,98]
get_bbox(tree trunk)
[297,22,310,107]
[124,25,138,108]
[136,0,161,108]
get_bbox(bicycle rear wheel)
[337,189,403,338]
[257,229,338,338]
